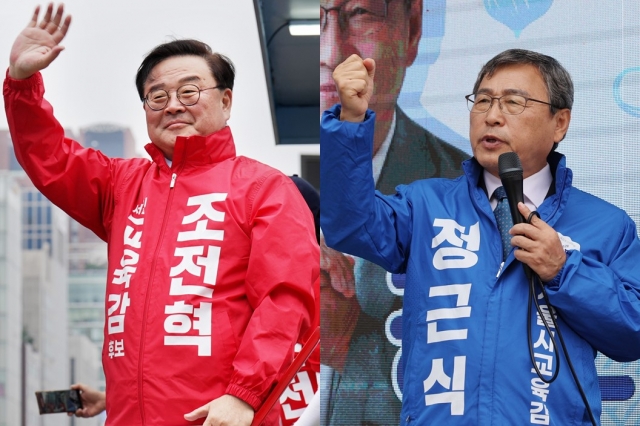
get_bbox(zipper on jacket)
[137,167,181,424]
[496,261,504,278]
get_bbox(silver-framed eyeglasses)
[465,93,559,115]
[144,84,224,111]
[321,0,392,36]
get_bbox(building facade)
[0,172,23,426]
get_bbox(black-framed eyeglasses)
[144,84,224,111]
[465,93,560,115]
[321,0,392,36]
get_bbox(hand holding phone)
[35,389,83,414]
[68,383,107,418]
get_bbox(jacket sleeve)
[225,171,318,410]
[320,104,414,274]
[3,71,117,241]
[545,213,640,362]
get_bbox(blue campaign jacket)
[320,105,640,425]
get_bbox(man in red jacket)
[5,4,318,426]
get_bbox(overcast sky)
[0,0,319,176]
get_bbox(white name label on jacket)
[163,192,227,356]
[529,296,557,425]
[420,218,479,415]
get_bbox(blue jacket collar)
[462,151,572,225]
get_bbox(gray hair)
[472,49,574,114]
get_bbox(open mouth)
[482,136,504,147]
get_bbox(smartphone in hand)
[35,389,83,414]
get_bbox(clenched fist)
[332,54,376,123]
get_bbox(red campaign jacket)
[4,72,318,426]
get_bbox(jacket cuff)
[4,69,42,89]
[543,250,571,288]
[225,383,262,412]
[326,104,375,123]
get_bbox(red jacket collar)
[145,126,236,167]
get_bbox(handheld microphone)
[498,152,525,225]
[498,152,532,279]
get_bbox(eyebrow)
[476,87,532,97]
[146,75,204,94]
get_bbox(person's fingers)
[512,203,546,238]
[516,202,546,229]
[28,5,41,28]
[344,53,363,65]
[527,211,544,229]
[510,234,534,252]
[183,403,209,421]
[516,201,530,218]
[510,222,536,241]
[51,3,64,27]
[345,79,367,97]
[45,4,68,37]
[47,45,65,62]
[38,3,54,29]
[57,15,72,39]
[44,19,59,35]
[363,58,376,81]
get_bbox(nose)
[484,97,505,125]
[320,11,358,69]
[164,93,186,114]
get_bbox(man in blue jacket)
[320,49,640,425]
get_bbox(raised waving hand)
[9,3,72,79]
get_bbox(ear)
[405,0,423,67]
[553,108,571,143]
[222,88,233,120]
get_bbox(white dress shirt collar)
[484,163,552,211]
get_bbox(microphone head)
[498,152,523,180]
